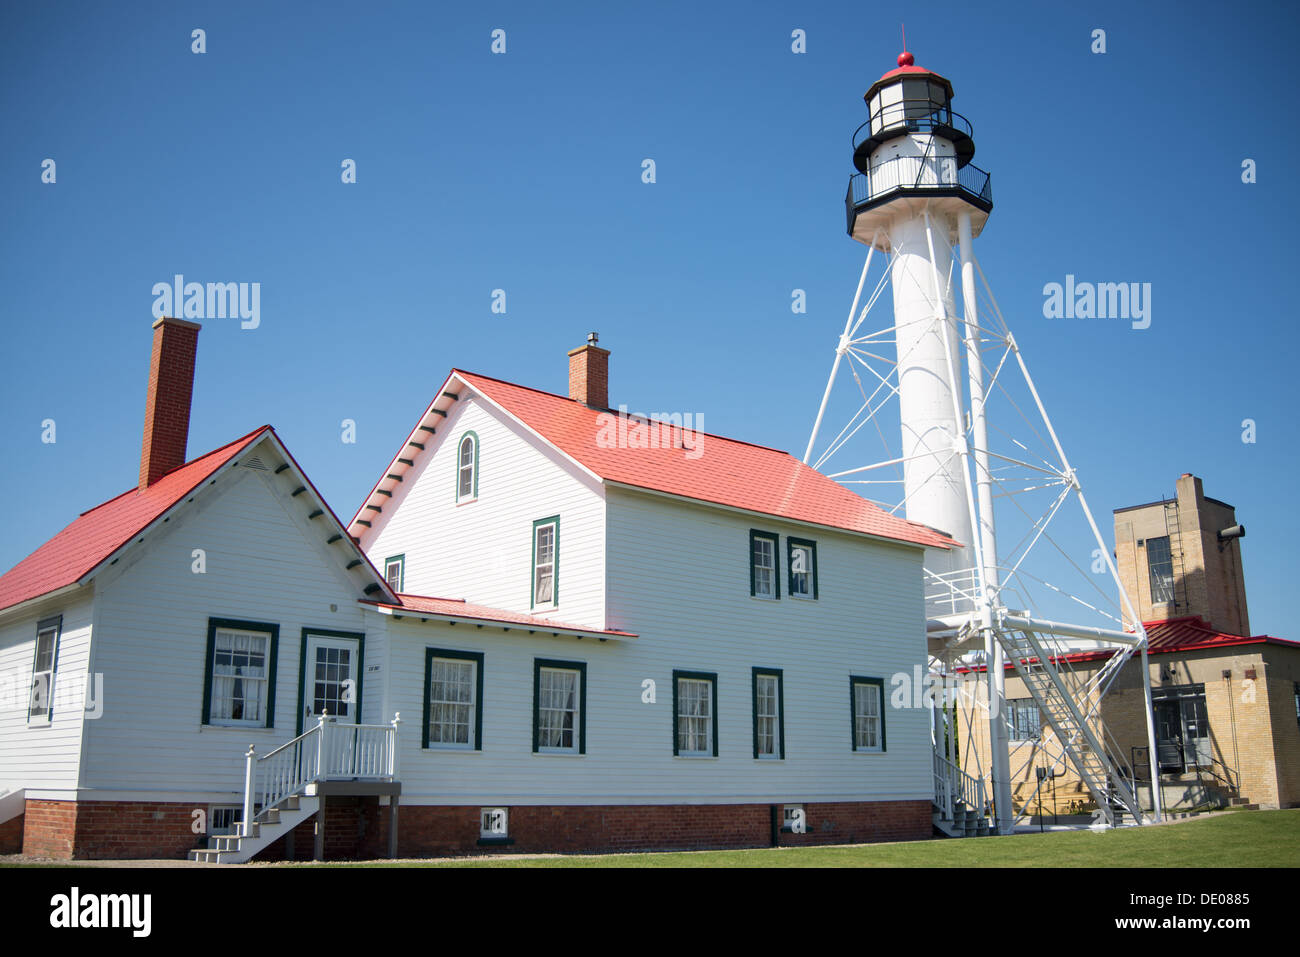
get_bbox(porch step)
[188,795,319,864]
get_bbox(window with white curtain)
[675,672,717,756]
[753,671,783,759]
[852,677,885,752]
[210,628,270,724]
[427,657,477,748]
[535,664,582,752]
[751,532,777,599]
[532,518,558,607]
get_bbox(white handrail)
[934,750,987,820]
[242,712,400,829]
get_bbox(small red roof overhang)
[363,593,636,640]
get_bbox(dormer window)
[456,432,479,502]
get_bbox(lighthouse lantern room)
[846,51,992,248]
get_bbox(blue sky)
[1,0,1297,637]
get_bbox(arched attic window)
[456,431,479,502]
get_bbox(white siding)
[0,592,95,794]
[383,486,933,805]
[79,463,378,799]
[366,393,606,629]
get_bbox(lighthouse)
[809,52,1165,836]
[845,51,995,614]
[806,51,1168,836]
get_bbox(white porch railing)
[933,750,987,821]
[241,712,401,832]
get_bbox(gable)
[0,428,394,622]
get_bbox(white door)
[303,634,360,726]
[303,633,361,778]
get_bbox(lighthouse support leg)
[958,210,1013,834]
[805,241,876,464]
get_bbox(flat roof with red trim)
[0,426,272,615]
[449,370,955,549]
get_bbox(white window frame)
[480,807,509,839]
[427,656,478,750]
[457,433,478,502]
[852,678,884,753]
[208,627,273,727]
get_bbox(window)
[1294,683,1299,729]
[531,516,559,608]
[202,618,279,728]
[533,659,585,754]
[423,649,484,749]
[781,805,806,833]
[674,670,718,756]
[850,676,886,752]
[208,806,243,836]
[28,615,62,722]
[749,530,779,599]
[787,537,818,600]
[1007,698,1041,740]
[480,807,509,839]
[1147,536,1175,604]
[384,554,404,592]
[456,431,479,501]
[752,668,785,759]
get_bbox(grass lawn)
[331,808,1300,868]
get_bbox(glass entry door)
[303,633,359,727]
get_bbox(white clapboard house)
[0,319,961,861]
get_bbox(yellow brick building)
[953,474,1299,818]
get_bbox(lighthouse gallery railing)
[846,155,992,209]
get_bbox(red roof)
[365,593,637,639]
[1141,616,1296,654]
[0,426,271,615]
[958,616,1296,674]
[449,370,953,548]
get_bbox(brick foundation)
[346,799,932,859]
[13,797,931,860]
[20,799,207,860]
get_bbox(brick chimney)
[567,333,609,409]
[139,317,201,489]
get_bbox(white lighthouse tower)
[806,52,1164,834]
[844,51,991,612]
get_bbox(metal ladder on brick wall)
[996,626,1145,826]
[1162,498,1188,613]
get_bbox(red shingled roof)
[451,370,953,549]
[0,426,271,615]
[364,593,636,639]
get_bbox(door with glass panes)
[302,632,362,775]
